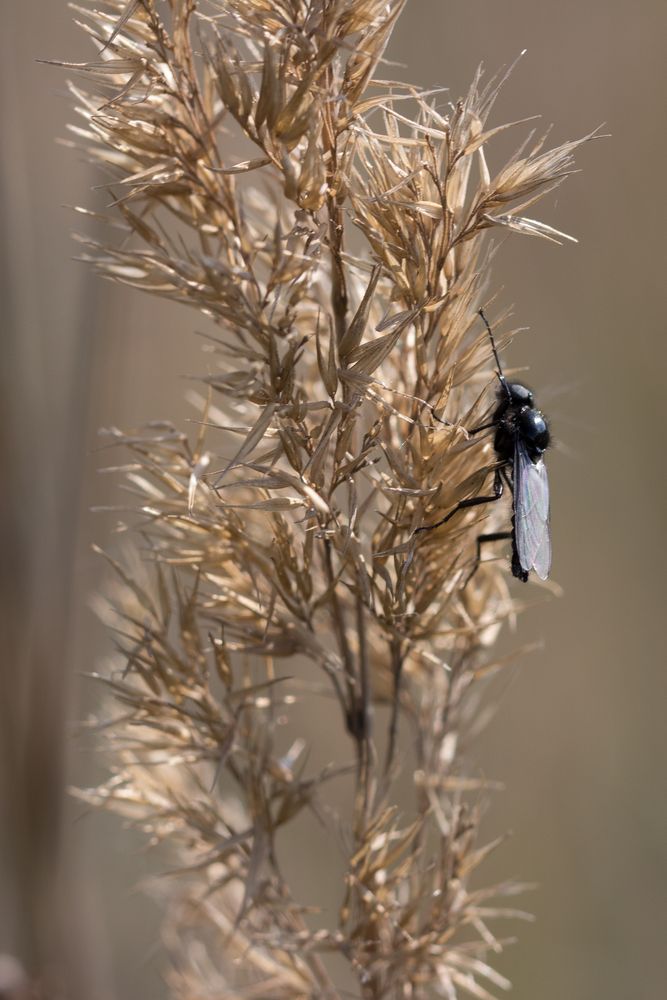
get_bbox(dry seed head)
[59,2,591,997]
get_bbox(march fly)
[415,309,551,582]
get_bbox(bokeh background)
[1,2,665,998]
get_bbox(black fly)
[415,309,551,582]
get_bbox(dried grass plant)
[57,2,592,997]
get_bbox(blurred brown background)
[1,2,665,998]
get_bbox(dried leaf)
[213,404,277,486]
[339,266,381,359]
[347,310,417,377]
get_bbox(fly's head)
[493,380,533,422]
[506,382,534,408]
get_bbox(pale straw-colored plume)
[57,2,592,996]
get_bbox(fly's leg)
[469,421,496,436]
[462,467,529,584]
[477,531,513,562]
[460,530,512,587]
[414,468,504,536]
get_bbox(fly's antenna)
[478,308,511,401]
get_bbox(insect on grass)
[416,309,552,582]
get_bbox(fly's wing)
[513,439,551,579]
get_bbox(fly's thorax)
[518,407,550,459]
[493,401,550,464]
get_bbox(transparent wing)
[514,439,551,580]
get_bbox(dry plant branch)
[56,2,592,996]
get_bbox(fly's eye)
[507,382,534,407]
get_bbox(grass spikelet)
[58,2,590,996]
